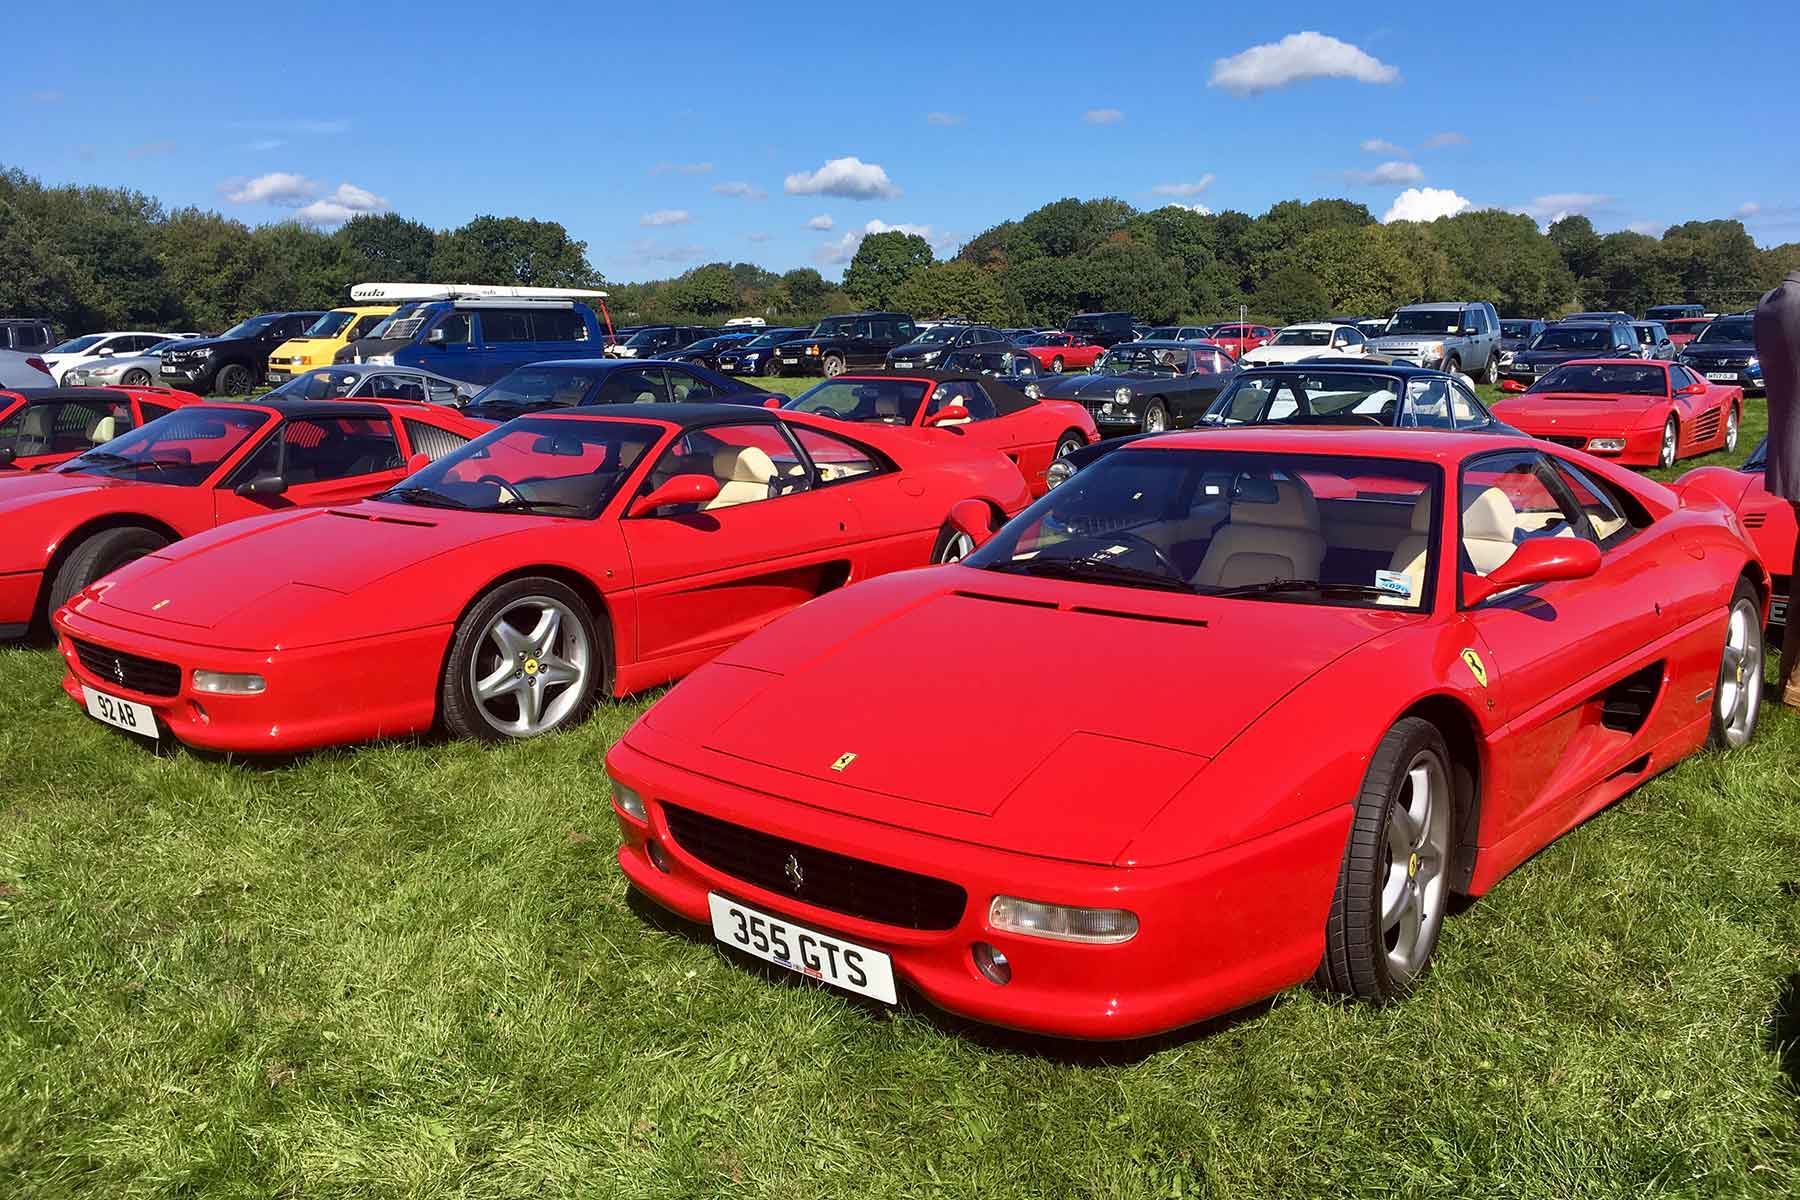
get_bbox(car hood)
[1491,392,1648,430]
[1681,341,1755,356]
[1242,345,1330,363]
[0,468,120,512]
[652,572,1394,863]
[159,336,241,356]
[1044,371,1178,398]
[1514,348,1610,366]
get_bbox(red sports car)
[1680,437,1795,627]
[1665,317,1712,348]
[1208,324,1275,359]
[608,427,1766,1039]
[0,386,201,472]
[53,404,1032,752]
[1017,332,1105,374]
[782,372,1097,498]
[1,397,486,640]
[1489,358,1742,469]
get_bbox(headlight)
[988,895,1138,944]
[191,670,266,695]
[1114,386,1132,403]
[1747,357,1760,371]
[921,349,942,361]
[1426,341,1445,358]
[1045,458,1077,489]
[806,345,821,356]
[611,778,647,822]
[1499,350,1514,364]
[1024,382,1041,399]
[1586,438,1626,452]
[744,352,761,360]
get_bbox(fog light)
[1587,438,1626,452]
[989,895,1139,944]
[972,942,1011,985]
[611,779,647,822]
[646,838,671,873]
[191,670,266,695]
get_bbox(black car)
[771,312,919,377]
[1499,318,1547,357]
[1677,312,1763,393]
[1499,320,1638,389]
[1045,362,1513,487]
[607,325,716,360]
[885,323,1004,371]
[1065,311,1139,348]
[460,359,781,422]
[1041,340,1238,436]
[715,327,806,377]
[664,332,761,371]
[159,311,325,394]
[1556,311,1635,325]
[937,342,1046,396]
[0,317,57,352]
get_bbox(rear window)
[531,310,588,341]
[403,418,473,462]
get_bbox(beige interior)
[1461,487,1520,574]
[87,414,117,444]
[706,446,778,509]
[1193,479,1327,588]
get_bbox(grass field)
[2,380,1797,1197]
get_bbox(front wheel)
[440,578,605,741]
[762,357,780,378]
[1054,430,1087,460]
[214,363,254,395]
[1481,353,1499,385]
[1724,405,1740,453]
[931,520,979,564]
[1051,356,1065,373]
[1443,354,1462,376]
[1710,579,1764,749]
[1317,717,1455,1004]
[1658,414,1679,469]
[1141,400,1167,434]
[45,526,170,625]
[122,368,152,386]
[822,355,845,378]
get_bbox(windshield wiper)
[482,497,589,515]
[985,556,1196,593]
[380,486,471,510]
[1205,578,1397,601]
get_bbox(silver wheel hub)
[468,595,591,737]
[1663,421,1677,463]
[1717,598,1762,746]
[940,532,976,563]
[1381,751,1451,982]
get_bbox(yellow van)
[266,305,396,383]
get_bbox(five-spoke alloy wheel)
[442,578,606,740]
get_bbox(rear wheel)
[1141,400,1168,434]
[762,357,780,378]
[122,368,152,386]
[932,520,978,564]
[1051,355,1065,373]
[1054,430,1087,460]
[214,363,253,395]
[822,354,845,378]
[1658,415,1679,468]
[1710,579,1763,749]
[440,578,605,741]
[1481,353,1499,385]
[45,526,170,625]
[1725,405,1740,452]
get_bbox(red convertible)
[1681,438,1795,627]
[53,404,1031,752]
[608,427,1766,1039]
[782,372,1096,499]
[1,386,201,472]
[1,397,486,640]
[1489,359,1742,469]
[1209,324,1275,359]
[1017,332,1105,374]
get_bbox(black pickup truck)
[770,311,918,377]
[158,311,323,394]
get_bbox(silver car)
[263,364,478,405]
[61,336,196,388]
[1630,321,1679,361]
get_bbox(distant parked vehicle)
[1557,311,1635,325]
[715,327,806,377]
[267,306,397,385]
[1665,317,1712,348]
[263,364,478,406]
[1630,321,1678,361]
[1063,311,1139,348]
[0,386,201,471]
[1367,302,1503,382]
[459,359,781,421]
[1676,312,1763,394]
[664,332,762,372]
[1499,320,1639,391]
[1040,340,1237,435]
[1646,303,1705,323]
[1209,323,1277,359]
[0,319,57,353]
[1015,331,1105,374]
[0,349,57,388]
[62,337,195,388]
[1142,325,1218,342]
[771,312,919,377]
[606,325,716,359]
[1237,322,1369,367]
[337,288,613,386]
[885,323,1004,371]
[938,342,1047,396]
[42,332,190,386]
[159,311,326,394]
[1498,319,1548,367]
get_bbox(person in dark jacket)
[1754,271,1800,706]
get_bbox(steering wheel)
[1079,530,1183,578]
[477,474,518,503]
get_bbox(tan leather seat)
[705,445,777,509]
[1194,478,1326,588]
[87,415,117,444]
[1381,492,1434,606]
[1461,486,1520,574]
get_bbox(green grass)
[2,383,1794,1198]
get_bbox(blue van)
[343,299,609,385]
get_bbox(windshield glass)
[220,316,277,339]
[787,379,931,424]
[624,329,669,347]
[390,417,663,517]
[967,448,1439,609]
[267,368,366,401]
[744,330,795,349]
[1208,371,1431,425]
[1668,319,1710,334]
[811,318,855,338]
[469,365,606,411]
[910,326,962,345]
[1099,345,1187,374]
[1500,322,1537,338]
[49,335,102,355]
[1530,326,1611,351]
[61,407,268,485]
[303,311,356,339]
[1695,318,1753,344]
[1383,310,1459,335]
[1529,363,1667,396]
[366,303,420,341]
[1144,327,1181,340]
[1272,328,1333,347]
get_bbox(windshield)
[1272,328,1333,347]
[966,448,1439,609]
[1695,318,1753,344]
[811,318,856,338]
[1500,322,1537,338]
[787,379,930,424]
[624,328,670,347]
[61,407,268,485]
[1528,363,1667,396]
[266,368,367,401]
[744,330,795,349]
[469,365,606,411]
[303,311,356,339]
[365,303,420,341]
[910,326,963,345]
[144,338,185,354]
[1668,319,1710,334]
[1098,346,1187,374]
[49,335,102,355]
[1529,326,1611,351]
[220,316,278,339]
[387,417,663,517]
[1205,371,1482,428]
[1383,310,1459,335]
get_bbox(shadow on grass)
[1771,972,1800,1098]
[624,886,1276,1067]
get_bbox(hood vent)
[950,589,1207,628]
[951,589,1057,610]
[325,508,436,528]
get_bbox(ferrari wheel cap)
[523,657,540,676]
[1407,851,1420,880]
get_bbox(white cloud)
[1166,203,1212,215]
[1382,187,1472,224]
[745,231,772,243]
[650,161,712,175]
[926,111,966,126]
[712,181,767,200]
[1738,201,1762,217]
[816,218,935,265]
[1360,138,1409,157]
[806,214,835,230]
[220,172,319,206]
[784,156,901,200]
[229,119,349,135]
[1514,192,1614,223]
[640,209,692,227]
[1151,174,1216,197]
[1345,161,1425,186]
[1083,108,1125,125]
[1421,131,1470,148]
[1209,32,1399,96]
[293,183,391,228]
[1735,201,1800,226]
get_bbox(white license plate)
[707,892,896,1004]
[782,356,799,364]
[82,685,158,739]
[1706,372,1736,381]
[893,360,913,369]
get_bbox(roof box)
[349,282,609,303]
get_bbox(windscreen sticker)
[1374,570,1413,598]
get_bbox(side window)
[348,315,384,340]
[1612,323,1634,353]
[402,418,472,463]
[644,421,808,511]
[9,400,133,454]
[1668,364,1695,391]
[1460,450,1591,582]
[139,401,174,423]
[530,309,586,342]
[370,374,428,403]
[927,381,995,422]
[792,425,884,484]
[431,313,472,345]
[1550,458,1644,549]
[242,416,403,485]
[895,320,917,342]
[1406,379,1455,429]
[852,320,874,341]
[666,368,719,402]
[1448,380,1488,428]
[598,368,670,405]
[479,309,533,343]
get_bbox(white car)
[42,331,199,385]
[0,348,55,388]
[1238,322,1369,367]
[59,336,200,388]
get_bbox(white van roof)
[349,282,609,303]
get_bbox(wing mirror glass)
[1464,537,1600,606]
[96,347,115,357]
[406,451,430,473]
[426,326,448,344]
[947,498,994,550]
[234,473,288,498]
[628,473,720,518]
[925,404,969,427]
[762,396,783,410]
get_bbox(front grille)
[662,802,967,931]
[1694,410,1721,443]
[1543,435,1587,449]
[70,638,181,697]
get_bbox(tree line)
[4,163,1795,337]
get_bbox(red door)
[212,414,411,525]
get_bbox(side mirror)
[406,451,430,473]
[234,473,288,499]
[627,473,720,518]
[947,498,994,551]
[96,347,115,357]
[1464,537,1601,606]
[925,404,969,427]
[0,446,15,466]
[762,396,783,410]
[426,327,448,345]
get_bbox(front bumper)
[606,736,1348,1040]
[1682,363,1763,391]
[1503,419,1663,466]
[159,361,206,383]
[0,568,42,638]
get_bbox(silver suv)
[1369,302,1503,384]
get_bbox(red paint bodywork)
[0,399,485,636]
[793,373,1097,496]
[1665,318,1712,348]
[0,386,202,472]
[608,428,1761,1039]
[1678,460,1795,608]
[1019,333,1104,373]
[1208,325,1274,359]
[1489,358,1741,467]
[52,408,1032,753]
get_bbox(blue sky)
[12,1,1798,283]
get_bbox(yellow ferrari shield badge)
[1460,649,1489,688]
[830,752,857,772]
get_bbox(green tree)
[1072,237,1186,322]
[1432,210,1572,316]
[1662,219,1763,311]
[892,261,1008,324]
[0,200,84,328]
[1547,215,1602,285]
[1014,197,1134,259]
[998,256,1077,326]
[842,231,933,309]
[1585,232,1679,315]
[336,213,437,283]
[429,215,599,287]
[669,264,740,315]
[781,268,831,311]
[1251,263,1328,324]
[1292,224,1422,316]
[154,208,262,330]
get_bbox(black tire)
[1443,354,1462,376]
[1481,353,1499,386]
[440,577,608,742]
[122,368,152,386]
[214,363,253,395]
[1316,717,1455,1005]
[1141,399,1168,434]
[761,357,780,378]
[1708,578,1764,750]
[1051,355,1065,373]
[1054,430,1087,460]
[931,519,980,564]
[821,354,845,378]
[1657,414,1679,469]
[45,526,170,625]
